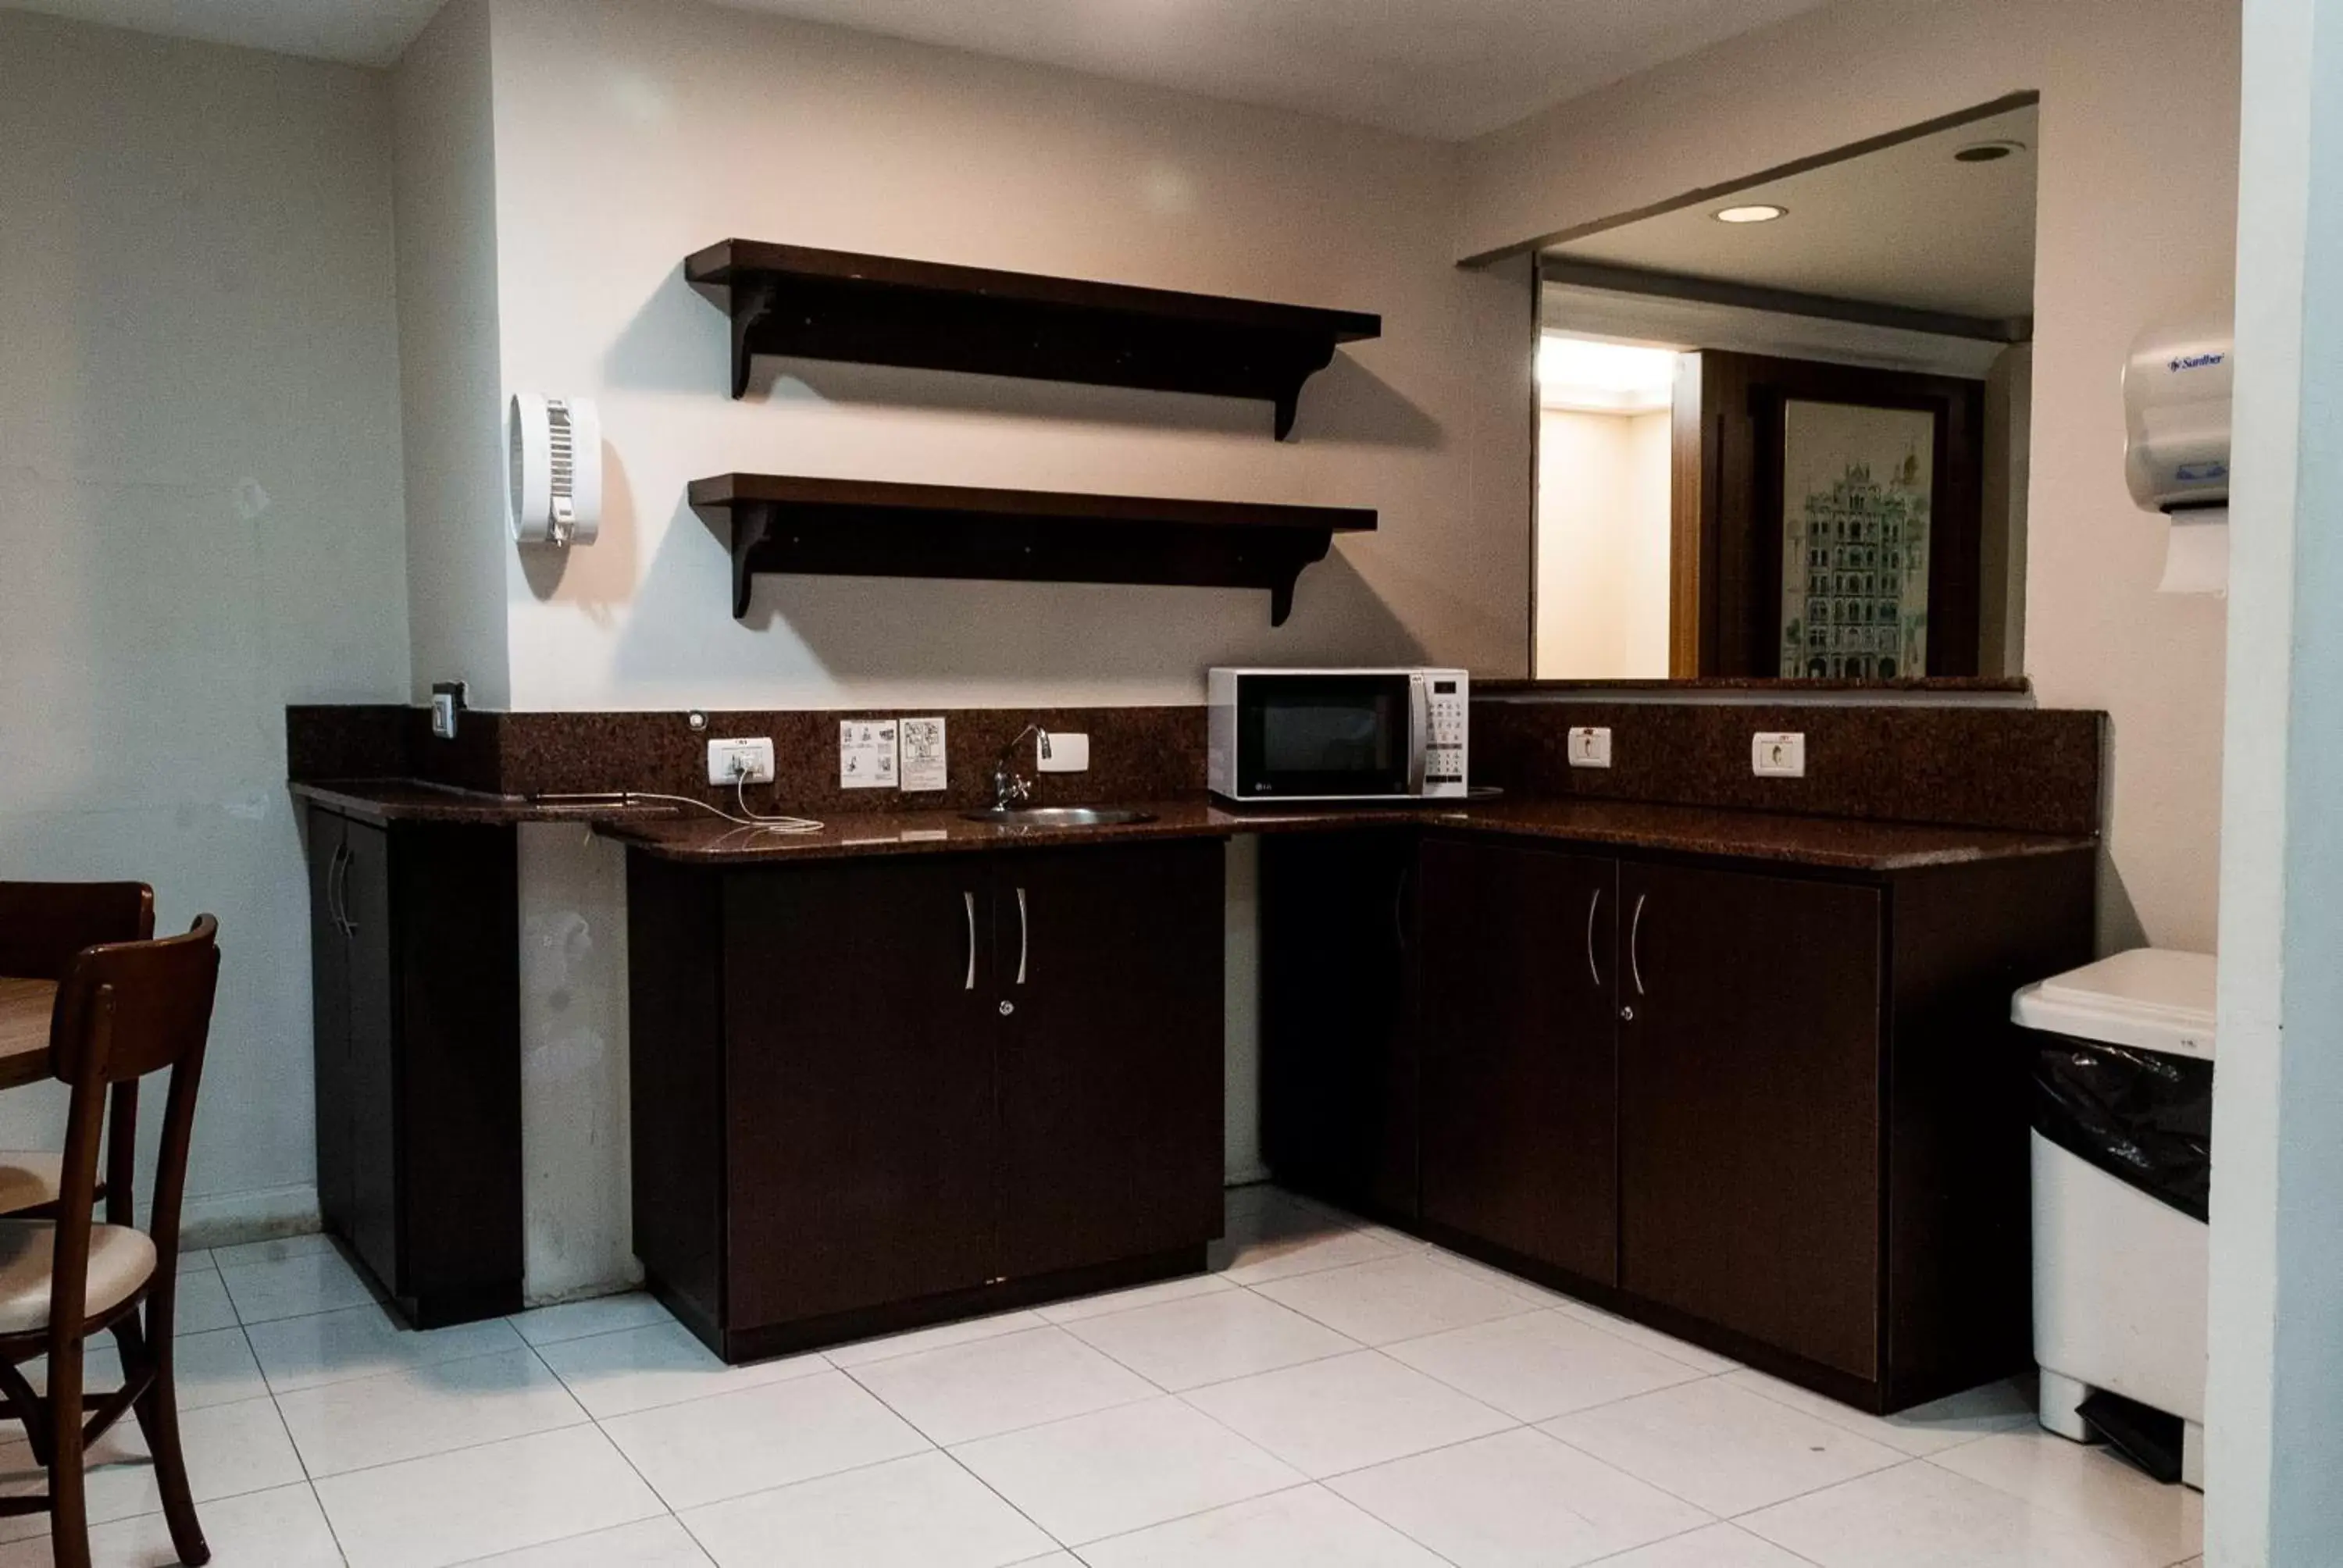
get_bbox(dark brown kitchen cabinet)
[1264,829,2094,1414]
[994,847,1225,1279]
[305,807,522,1328]
[629,839,1226,1363]
[1259,833,1420,1221]
[1418,839,1619,1288]
[1615,862,1883,1380]
[720,857,997,1327]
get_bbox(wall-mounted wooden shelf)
[685,241,1381,440]
[690,474,1375,625]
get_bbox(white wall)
[1535,408,1673,679]
[0,12,409,1232]
[483,0,1532,713]
[1466,0,2241,952]
[2207,0,2343,1559]
[394,0,512,707]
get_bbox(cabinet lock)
[999,1000,1015,1017]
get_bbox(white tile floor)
[0,1188,2203,1567]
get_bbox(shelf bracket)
[1268,574,1299,627]
[731,504,771,618]
[729,279,778,401]
[1268,339,1341,441]
[1272,390,1301,443]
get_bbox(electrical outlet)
[1037,731,1090,772]
[1752,732,1806,778]
[1567,727,1613,768]
[707,737,775,785]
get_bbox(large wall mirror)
[1529,95,2038,683]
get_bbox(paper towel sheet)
[2159,508,2230,596]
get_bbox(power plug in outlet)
[1567,727,1613,768]
[1752,732,1806,778]
[707,737,776,785]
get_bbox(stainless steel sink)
[960,806,1158,829]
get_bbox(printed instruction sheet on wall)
[900,717,947,792]
[840,719,898,789]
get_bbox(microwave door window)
[1266,705,1392,775]
[1240,675,1412,796]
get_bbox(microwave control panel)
[1423,670,1470,796]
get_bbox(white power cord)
[612,789,826,835]
[546,758,826,835]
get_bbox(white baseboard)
[176,1184,321,1252]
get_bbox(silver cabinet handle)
[964,892,977,991]
[1628,893,1647,997]
[1586,886,1604,989]
[329,842,354,938]
[1015,887,1029,985]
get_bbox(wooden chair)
[0,915,219,1568]
[0,885,156,1217]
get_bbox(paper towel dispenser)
[2124,318,2231,594]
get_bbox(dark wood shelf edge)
[691,475,1375,627]
[685,241,1380,440]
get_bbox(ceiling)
[4,0,1837,141]
[1548,104,2040,319]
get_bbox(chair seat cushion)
[0,1153,61,1215]
[0,1221,155,1335]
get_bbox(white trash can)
[2014,948,2213,1491]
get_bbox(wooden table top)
[0,978,55,1090]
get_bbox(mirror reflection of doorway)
[1533,337,1681,680]
[1529,95,2037,682]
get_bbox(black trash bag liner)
[2031,1034,2212,1222]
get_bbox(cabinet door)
[1618,863,1881,1378]
[306,811,354,1241]
[1418,838,1619,1285]
[996,840,1225,1280]
[338,819,403,1295]
[722,857,998,1325]
[1260,832,1419,1218]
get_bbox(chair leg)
[128,1317,208,1567]
[48,1339,89,1568]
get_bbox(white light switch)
[1037,731,1090,772]
[1567,727,1613,768]
[1752,732,1806,778]
[706,737,775,785]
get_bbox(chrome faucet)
[991,725,1039,810]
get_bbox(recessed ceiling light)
[1956,140,2027,162]
[1714,204,1788,224]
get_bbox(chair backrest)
[0,883,154,981]
[48,918,219,1089]
[42,918,219,1329]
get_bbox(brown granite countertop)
[1475,677,2033,695]
[291,780,683,827]
[595,794,2095,874]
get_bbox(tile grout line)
[819,1353,1074,1559]
[1062,1478,1468,1568]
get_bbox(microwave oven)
[1207,668,1469,804]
